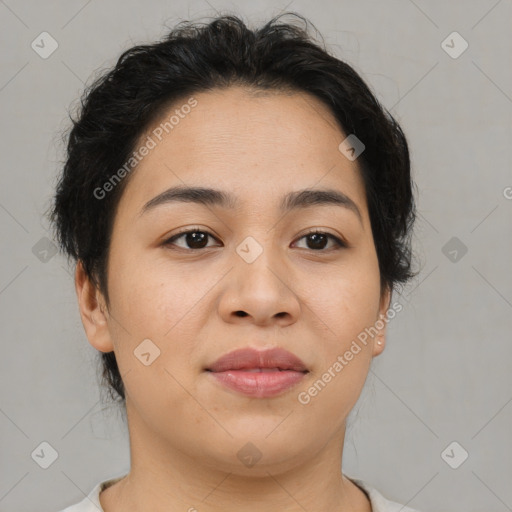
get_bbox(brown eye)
[294,230,346,251]
[164,230,219,250]
[163,228,346,252]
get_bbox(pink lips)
[205,347,308,398]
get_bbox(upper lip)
[206,347,309,373]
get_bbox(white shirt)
[57,473,421,512]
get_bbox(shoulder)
[346,475,423,512]
[55,482,102,512]
[56,475,126,512]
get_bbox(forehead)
[116,86,368,219]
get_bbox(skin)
[76,85,392,512]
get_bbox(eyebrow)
[139,185,363,224]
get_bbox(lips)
[205,347,309,398]
[206,347,308,373]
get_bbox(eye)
[293,230,347,251]
[163,228,347,251]
[163,228,220,250]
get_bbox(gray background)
[1,1,511,511]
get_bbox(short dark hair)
[50,12,418,404]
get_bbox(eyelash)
[163,227,347,252]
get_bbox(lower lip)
[207,370,307,398]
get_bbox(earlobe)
[75,261,115,353]
[373,285,391,357]
[373,329,386,357]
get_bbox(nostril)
[235,311,248,317]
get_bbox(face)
[76,85,391,476]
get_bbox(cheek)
[311,259,381,345]
[106,255,211,378]
[105,260,203,410]
[298,273,380,418]
[108,254,200,335]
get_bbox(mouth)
[205,347,309,398]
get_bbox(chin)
[191,432,311,477]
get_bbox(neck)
[100,403,372,512]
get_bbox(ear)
[372,283,392,358]
[75,260,114,353]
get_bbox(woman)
[51,12,420,512]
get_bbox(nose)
[217,248,301,327]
